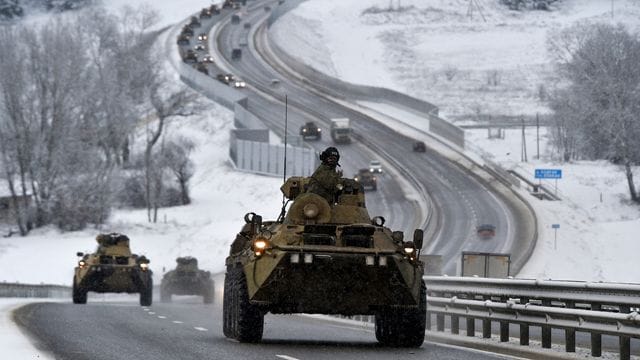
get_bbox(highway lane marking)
[194,327,208,331]
[148,312,156,315]
[158,316,167,319]
[173,320,183,324]
[143,308,150,311]
[276,355,300,360]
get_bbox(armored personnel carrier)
[223,176,426,346]
[160,257,215,304]
[73,233,152,306]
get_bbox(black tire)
[375,280,426,347]
[72,277,87,304]
[140,277,153,306]
[222,269,234,338]
[223,265,263,342]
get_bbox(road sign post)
[551,224,560,250]
[535,169,562,196]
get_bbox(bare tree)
[548,23,640,202]
[163,137,195,205]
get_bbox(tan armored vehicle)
[223,176,426,347]
[160,257,214,304]
[73,233,153,306]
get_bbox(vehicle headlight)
[78,260,86,268]
[317,128,321,132]
[253,237,270,257]
[139,263,149,271]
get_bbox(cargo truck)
[330,118,351,143]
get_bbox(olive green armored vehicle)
[223,176,426,347]
[73,233,152,306]
[160,257,215,304]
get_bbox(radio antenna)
[278,95,289,223]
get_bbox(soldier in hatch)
[307,147,343,204]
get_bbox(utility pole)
[536,113,540,160]
[521,116,528,162]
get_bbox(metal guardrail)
[425,276,640,359]
[0,283,71,298]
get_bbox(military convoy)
[354,168,377,191]
[223,176,426,347]
[73,233,153,306]
[299,121,322,140]
[160,257,215,304]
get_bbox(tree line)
[548,23,640,203]
[0,5,199,235]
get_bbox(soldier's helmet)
[319,147,340,164]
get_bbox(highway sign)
[535,169,562,179]
[552,224,560,229]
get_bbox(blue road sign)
[535,169,562,179]
[551,224,560,229]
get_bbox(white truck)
[330,118,351,143]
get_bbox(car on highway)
[189,16,201,28]
[413,141,426,152]
[369,160,383,174]
[476,224,496,239]
[199,8,212,18]
[183,49,198,63]
[176,33,190,45]
[201,54,214,63]
[195,62,209,75]
[209,4,220,14]
[354,168,377,191]
[299,121,321,140]
[231,48,242,60]
[232,78,246,88]
[197,33,207,42]
[194,43,205,52]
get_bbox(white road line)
[158,316,167,319]
[143,308,150,311]
[194,327,208,332]
[148,312,156,315]
[172,320,183,324]
[276,355,300,360]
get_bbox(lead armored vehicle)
[223,176,426,347]
[73,233,152,306]
[160,257,215,304]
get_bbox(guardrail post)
[482,296,491,338]
[564,300,576,352]
[436,313,445,332]
[499,321,509,342]
[426,311,432,330]
[619,304,631,360]
[519,297,529,346]
[451,315,459,335]
[466,317,475,337]
[591,303,602,357]
[541,299,552,348]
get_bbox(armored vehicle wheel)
[140,277,153,306]
[72,278,87,304]
[203,283,214,304]
[375,280,426,347]
[223,265,263,342]
[160,287,171,303]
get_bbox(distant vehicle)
[194,43,205,52]
[270,79,281,87]
[330,117,351,143]
[201,54,214,63]
[231,48,242,60]
[183,49,198,63]
[209,4,220,14]
[195,62,209,75]
[182,25,194,37]
[354,168,377,191]
[197,33,208,41]
[160,257,214,304]
[217,73,234,84]
[299,121,321,140]
[243,22,251,29]
[232,78,246,88]
[200,8,212,18]
[264,5,271,12]
[176,33,190,45]
[476,224,496,239]
[222,0,233,8]
[73,233,152,306]
[216,73,244,88]
[369,160,382,174]
[189,16,201,28]
[413,141,426,152]
[231,14,240,24]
